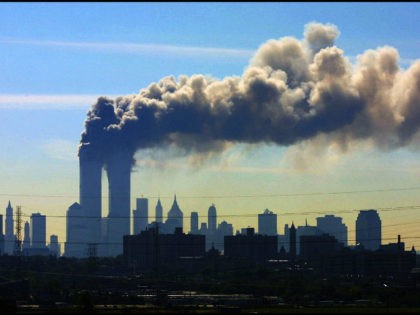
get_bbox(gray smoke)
[79,22,420,167]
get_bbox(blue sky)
[0,2,419,249]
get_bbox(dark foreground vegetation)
[0,254,419,313]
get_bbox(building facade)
[356,209,381,251]
[316,214,348,246]
[133,198,148,235]
[258,209,277,236]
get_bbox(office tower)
[208,204,217,233]
[30,213,46,249]
[49,235,61,257]
[165,195,183,234]
[296,221,323,255]
[155,198,163,223]
[289,222,296,260]
[216,220,234,251]
[133,198,148,234]
[65,202,87,258]
[258,209,277,236]
[316,214,348,246]
[105,149,132,256]
[356,209,381,251]
[5,201,14,254]
[23,221,31,251]
[79,146,102,253]
[190,212,199,234]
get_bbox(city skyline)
[0,3,419,251]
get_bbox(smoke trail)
[79,22,420,167]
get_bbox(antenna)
[14,205,22,256]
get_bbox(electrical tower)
[14,205,22,256]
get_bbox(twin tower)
[69,147,132,257]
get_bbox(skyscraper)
[190,212,199,234]
[79,146,102,257]
[105,149,132,256]
[5,201,15,255]
[316,214,348,246]
[65,202,87,258]
[165,195,183,234]
[133,198,148,234]
[23,221,31,251]
[49,235,61,257]
[289,222,296,260]
[155,198,163,223]
[31,213,46,249]
[356,209,381,251]
[208,204,217,233]
[258,209,277,236]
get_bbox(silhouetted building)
[380,234,405,253]
[300,233,343,262]
[278,224,290,252]
[289,223,296,260]
[316,214,348,246]
[105,149,132,256]
[133,198,148,234]
[296,220,323,254]
[124,226,205,270]
[49,234,61,257]
[78,146,102,257]
[258,209,277,236]
[356,209,381,251]
[216,220,233,252]
[155,198,163,223]
[22,221,30,252]
[5,201,15,255]
[206,204,217,250]
[30,213,46,249]
[65,202,87,258]
[190,211,199,234]
[224,228,277,262]
[165,195,183,234]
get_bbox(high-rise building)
[190,212,199,234]
[65,202,87,258]
[79,146,102,257]
[5,201,15,254]
[105,149,132,256]
[49,235,61,257]
[23,221,31,251]
[165,195,183,234]
[30,213,46,249]
[206,204,217,250]
[155,198,163,223]
[258,209,277,236]
[356,209,381,251]
[316,215,348,246]
[208,204,217,233]
[216,220,233,251]
[296,221,323,255]
[289,222,296,260]
[133,198,148,235]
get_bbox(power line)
[1,186,420,199]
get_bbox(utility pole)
[13,206,22,256]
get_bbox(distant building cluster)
[0,201,61,257]
[3,146,404,263]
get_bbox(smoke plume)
[79,22,420,168]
